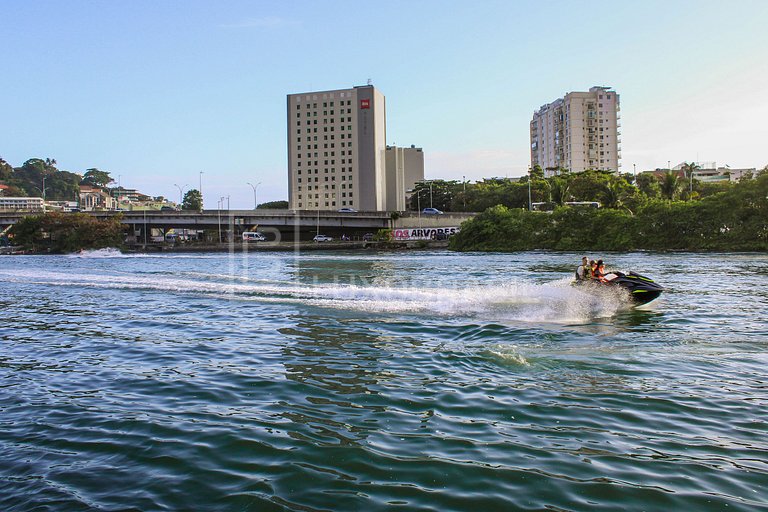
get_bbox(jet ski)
[577,271,664,305]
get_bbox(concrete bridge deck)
[0,209,476,241]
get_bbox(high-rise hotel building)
[287,85,387,210]
[530,86,620,175]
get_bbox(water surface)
[1,250,767,511]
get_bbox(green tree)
[636,173,661,199]
[549,176,571,206]
[182,189,203,211]
[11,158,81,200]
[0,157,13,181]
[10,212,126,253]
[257,200,289,209]
[450,172,768,253]
[408,180,457,211]
[680,162,701,200]
[660,171,682,200]
[82,168,113,188]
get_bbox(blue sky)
[2,0,767,207]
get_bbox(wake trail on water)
[0,269,629,324]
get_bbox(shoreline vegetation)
[451,169,768,252]
[4,166,767,254]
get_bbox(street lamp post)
[417,190,423,228]
[217,197,224,243]
[528,167,532,211]
[689,165,694,197]
[429,181,433,208]
[247,182,261,210]
[462,175,466,210]
[199,171,204,209]
[173,183,188,205]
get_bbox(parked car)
[362,233,374,241]
[337,208,357,213]
[313,234,333,242]
[422,207,444,215]
[160,206,177,211]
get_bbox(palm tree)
[549,177,570,206]
[660,171,682,200]
[680,162,701,199]
[602,181,625,209]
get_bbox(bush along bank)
[9,212,127,254]
[450,171,768,252]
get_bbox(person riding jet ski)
[574,258,664,305]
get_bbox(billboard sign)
[392,227,460,241]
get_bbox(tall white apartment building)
[530,86,620,176]
[287,85,387,211]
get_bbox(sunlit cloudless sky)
[2,0,767,207]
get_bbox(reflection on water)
[1,251,767,511]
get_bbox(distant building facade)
[384,145,425,211]
[0,197,44,211]
[531,86,621,176]
[646,162,758,183]
[79,186,115,211]
[287,85,387,211]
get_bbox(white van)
[242,232,267,242]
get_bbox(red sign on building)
[360,99,370,109]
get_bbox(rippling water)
[1,250,767,511]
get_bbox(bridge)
[0,209,476,242]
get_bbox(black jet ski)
[576,271,664,305]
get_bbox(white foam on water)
[67,248,126,258]
[0,268,630,324]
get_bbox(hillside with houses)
[0,157,177,212]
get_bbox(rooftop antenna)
[367,78,372,86]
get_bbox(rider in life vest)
[575,257,589,281]
[593,260,607,282]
